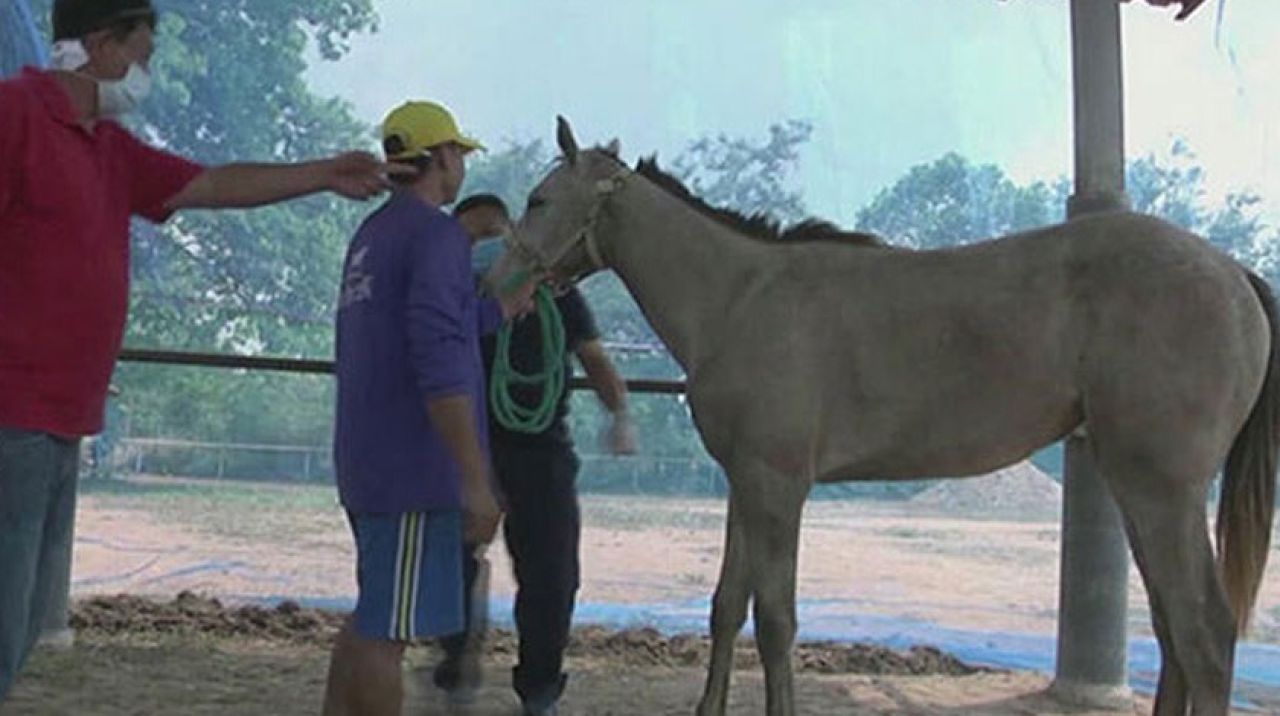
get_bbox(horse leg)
[697,491,750,716]
[1097,448,1235,716]
[738,466,807,716]
[1118,511,1189,716]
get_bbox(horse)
[487,116,1279,716]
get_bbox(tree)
[855,153,1066,249]
[1125,141,1275,285]
[460,138,553,217]
[671,120,813,226]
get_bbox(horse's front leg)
[722,462,808,716]
[697,491,749,716]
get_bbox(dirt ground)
[0,631,1161,716]
[65,476,1280,640]
[3,474,1277,714]
[0,594,1166,716]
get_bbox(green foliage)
[671,120,813,226]
[855,152,1067,248]
[124,3,377,357]
[854,140,1277,290]
[1126,141,1276,285]
[460,138,553,217]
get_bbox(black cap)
[53,0,157,41]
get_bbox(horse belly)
[814,360,1082,482]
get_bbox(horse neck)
[597,177,763,373]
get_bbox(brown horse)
[488,117,1279,716]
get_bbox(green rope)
[489,285,565,433]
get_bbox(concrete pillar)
[1052,433,1131,706]
[1050,0,1133,707]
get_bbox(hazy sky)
[307,0,1280,227]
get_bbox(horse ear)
[604,138,621,157]
[556,115,579,165]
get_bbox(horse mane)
[632,156,886,248]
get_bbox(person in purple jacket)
[321,100,535,716]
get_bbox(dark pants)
[0,429,80,703]
[440,442,581,705]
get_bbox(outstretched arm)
[166,151,412,210]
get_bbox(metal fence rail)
[118,348,688,395]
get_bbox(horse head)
[485,117,626,296]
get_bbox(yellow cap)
[380,101,484,160]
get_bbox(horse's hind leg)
[1145,578,1190,716]
[1095,444,1236,716]
[1117,508,1190,716]
[697,491,750,716]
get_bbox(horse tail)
[1219,270,1280,634]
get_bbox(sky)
[306,0,1280,227]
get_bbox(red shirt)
[0,68,203,436]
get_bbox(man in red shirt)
[0,0,405,701]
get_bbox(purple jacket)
[334,191,502,513]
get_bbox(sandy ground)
[0,594,1165,716]
[3,475,1275,714]
[3,631,1167,716]
[67,477,1280,640]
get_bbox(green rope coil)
[489,285,565,433]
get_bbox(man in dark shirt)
[437,194,636,716]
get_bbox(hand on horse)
[498,272,544,320]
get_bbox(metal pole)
[1051,0,1133,707]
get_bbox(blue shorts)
[347,510,465,642]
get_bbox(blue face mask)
[471,237,506,280]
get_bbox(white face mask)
[96,62,151,117]
[49,39,152,117]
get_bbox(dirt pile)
[71,594,989,676]
[909,461,1061,518]
[71,591,344,644]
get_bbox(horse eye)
[526,196,546,211]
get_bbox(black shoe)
[436,650,483,704]
[521,703,557,716]
[433,656,461,692]
[517,673,566,716]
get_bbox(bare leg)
[321,620,407,716]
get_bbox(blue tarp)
[1,0,47,77]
